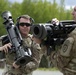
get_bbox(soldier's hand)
[0,43,12,53]
[51,18,59,25]
[12,62,20,69]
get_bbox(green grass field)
[38,67,58,71]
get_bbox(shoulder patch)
[60,37,74,57]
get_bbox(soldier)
[33,6,76,75]
[1,15,41,75]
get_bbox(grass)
[37,67,59,71]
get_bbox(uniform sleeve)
[49,37,74,69]
[60,37,74,57]
[0,35,8,47]
[0,36,3,51]
[20,41,42,73]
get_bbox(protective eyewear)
[19,22,31,27]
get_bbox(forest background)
[0,0,73,35]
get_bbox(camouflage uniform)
[0,34,41,75]
[50,28,76,75]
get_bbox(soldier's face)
[19,18,31,37]
[72,6,76,21]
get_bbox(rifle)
[31,20,76,55]
[1,11,32,66]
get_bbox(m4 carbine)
[1,11,32,66]
[31,20,76,55]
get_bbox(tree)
[0,0,10,35]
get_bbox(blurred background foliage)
[0,0,73,68]
[0,0,73,36]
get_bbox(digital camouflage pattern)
[50,28,76,75]
[39,28,76,75]
[0,34,41,75]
